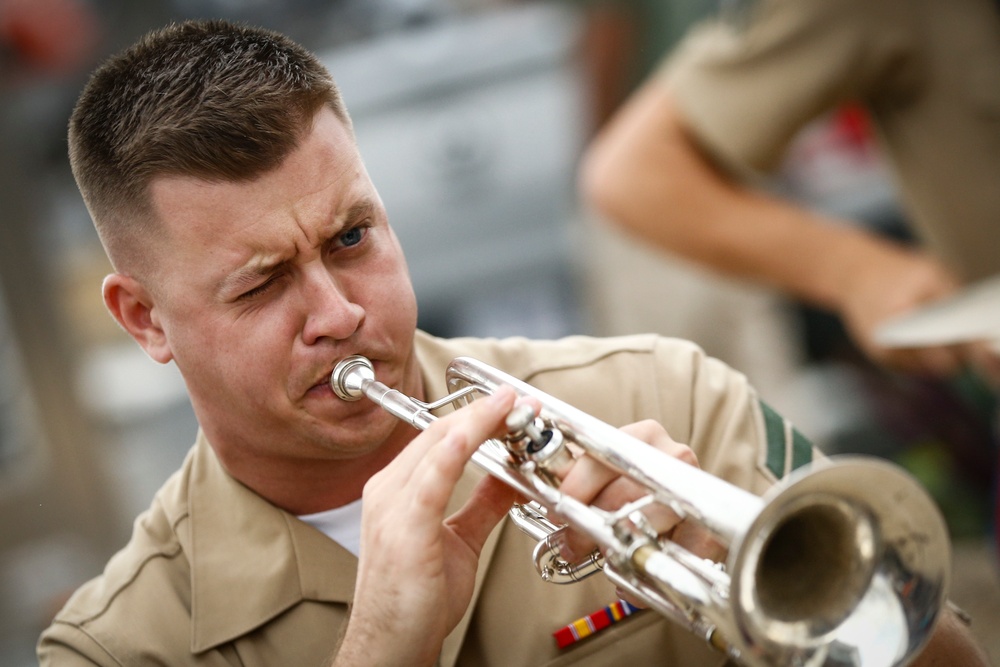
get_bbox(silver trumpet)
[331,355,950,667]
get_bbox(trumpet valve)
[504,405,574,482]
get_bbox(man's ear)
[102,273,173,364]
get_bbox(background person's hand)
[836,245,977,375]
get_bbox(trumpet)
[331,355,950,667]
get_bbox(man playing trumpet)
[39,20,987,667]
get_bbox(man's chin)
[314,403,401,455]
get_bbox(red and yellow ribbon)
[553,600,640,649]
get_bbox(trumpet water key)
[331,355,950,667]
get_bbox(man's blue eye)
[340,227,364,247]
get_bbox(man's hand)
[332,386,519,667]
[552,419,725,575]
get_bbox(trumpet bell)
[731,457,950,666]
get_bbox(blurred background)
[1,0,997,664]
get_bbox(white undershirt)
[297,497,363,557]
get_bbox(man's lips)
[301,366,337,398]
[308,378,334,394]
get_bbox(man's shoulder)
[413,330,727,430]
[415,329,705,380]
[44,458,195,651]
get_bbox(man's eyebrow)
[344,199,375,224]
[217,255,288,299]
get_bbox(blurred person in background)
[580,0,1000,382]
[36,18,987,667]
[580,0,1000,551]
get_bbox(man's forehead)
[144,109,373,287]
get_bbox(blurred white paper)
[875,273,1000,348]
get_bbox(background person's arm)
[580,80,978,377]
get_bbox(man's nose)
[300,267,364,344]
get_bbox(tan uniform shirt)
[38,331,811,666]
[667,0,1000,281]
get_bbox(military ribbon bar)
[553,600,640,649]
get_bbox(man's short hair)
[69,19,350,272]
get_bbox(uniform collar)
[186,433,357,653]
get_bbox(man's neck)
[222,419,420,515]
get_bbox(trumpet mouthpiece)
[330,355,375,401]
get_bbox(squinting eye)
[240,277,277,300]
[338,227,365,248]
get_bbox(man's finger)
[446,476,519,556]
[407,386,518,517]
